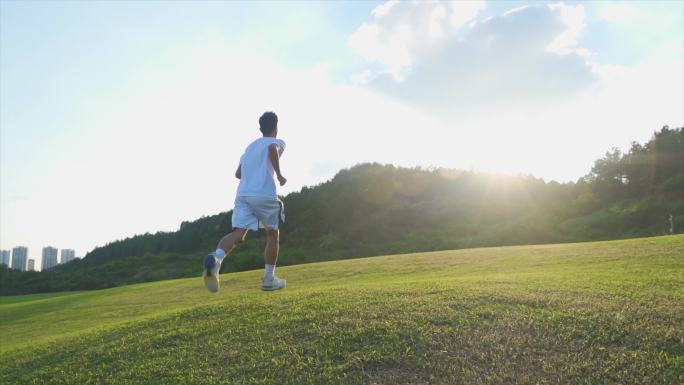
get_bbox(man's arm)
[235,164,241,179]
[268,144,287,186]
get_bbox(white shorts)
[231,196,284,231]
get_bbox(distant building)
[0,250,10,267]
[28,259,35,271]
[11,247,28,271]
[60,249,75,264]
[42,246,59,270]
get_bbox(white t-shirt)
[236,137,286,198]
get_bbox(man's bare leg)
[261,229,285,290]
[264,229,279,266]
[216,228,248,259]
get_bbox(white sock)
[215,248,226,262]
[264,264,275,280]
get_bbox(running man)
[203,111,287,292]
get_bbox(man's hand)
[277,174,287,186]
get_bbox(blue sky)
[1,1,682,267]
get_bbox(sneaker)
[261,276,286,291]
[202,254,221,293]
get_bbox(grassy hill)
[1,235,682,384]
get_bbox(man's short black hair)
[259,111,278,134]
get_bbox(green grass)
[1,236,682,384]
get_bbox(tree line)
[1,126,681,295]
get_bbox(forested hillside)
[1,126,681,295]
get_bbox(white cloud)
[353,3,596,119]
[546,3,586,55]
[371,0,400,18]
[347,21,413,81]
[598,2,638,24]
[348,0,486,81]
[350,69,373,86]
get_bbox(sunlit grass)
[1,235,682,384]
